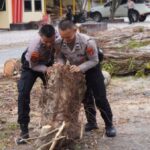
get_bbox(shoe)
[16,132,29,145]
[16,124,29,145]
[85,122,98,132]
[105,126,116,137]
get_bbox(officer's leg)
[17,69,38,143]
[128,9,132,24]
[131,9,135,23]
[89,69,116,137]
[83,88,98,131]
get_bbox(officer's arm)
[78,39,99,73]
[26,36,48,73]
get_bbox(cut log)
[37,65,86,149]
[85,26,150,76]
[3,59,21,77]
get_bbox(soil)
[0,74,150,150]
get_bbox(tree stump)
[37,65,86,149]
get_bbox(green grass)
[0,132,9,140]
[135,70,145,78]
[102,62,115,75]
[74,144,82,150]
[7,122,19,130]
[102,59,149,77]
[0,123,19,150]
[126,40,150,49]
[0,143,6,150]
[128,58,136,72]
[145,62,150,69]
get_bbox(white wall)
[0,0,12,29]
[23,0,45,23]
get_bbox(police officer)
[55,20,116,137]
[127,0,135,24]
[16,25,55,144]
[66,5,74,22]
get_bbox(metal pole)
[60,0,63,17]
[100,0,103,5]
[88,0,91,11]
[72,0,76,15]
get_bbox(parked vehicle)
[90,0,150,22]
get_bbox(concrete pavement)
[0,30,38,48]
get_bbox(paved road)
[0,30,37,47]
[0,17,150,72]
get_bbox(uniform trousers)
[83,64,113,127]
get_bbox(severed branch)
[21,127,59,143]
[37,136,66,150]
[80,111,84,140]
[49,121,66,150]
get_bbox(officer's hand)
[31,51,40,62]
[46,67,52,76]
[70,65,81,73]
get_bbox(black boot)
[85,122,99,132]
[16,124,29,145]
[105,126,116,137]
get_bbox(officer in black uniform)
[16,25,55,144]
[127,0,135,24]
[66,5,73,21]
[55,20,116,137]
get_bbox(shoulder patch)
[86,47,94,56]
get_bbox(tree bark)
[93,26,150,76]
[110,0,123,21]
[37,65,86,149]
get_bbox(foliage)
[135,70,145,77]
[127,40,150,49]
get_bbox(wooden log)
[37,65,86,149]
[3,59,21,77]
[87,26,150,76]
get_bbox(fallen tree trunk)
[80,26,150,76]
[102,52,150,76]
[89,26,150,76]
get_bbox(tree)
[110,0,123,20]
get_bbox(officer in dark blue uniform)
[55,20,116,137]
[16,25,55,144]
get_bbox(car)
[90,0,150,22]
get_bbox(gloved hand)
[31,51,40,62]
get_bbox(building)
[0,0,106,29]
[0,0,46,29]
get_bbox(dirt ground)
[1,74,150,150]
